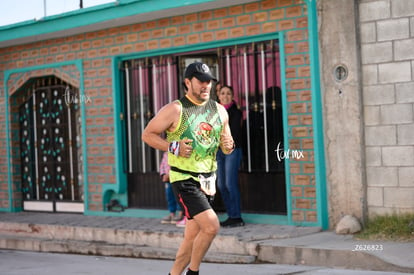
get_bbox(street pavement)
[0,212,413,274]
[0,249,412,275]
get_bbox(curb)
[257,244,414,273]
[0,235,257,264]
[1,221,413,273]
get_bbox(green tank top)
[167,96,223,183]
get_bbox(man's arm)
[142,102,179,152]
[217,103,235,155]
[142,101,193,158]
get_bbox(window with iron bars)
[121,39,284,175]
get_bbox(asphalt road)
[0,249,411,275]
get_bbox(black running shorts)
[171,178,212,220]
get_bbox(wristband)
[168,141,180,156]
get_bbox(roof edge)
[0,0,257,48]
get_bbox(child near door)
[160,151,186,227]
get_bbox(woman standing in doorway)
[217,85,244,227]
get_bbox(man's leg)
[170,218,200,275]
[188,209,220,272]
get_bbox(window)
[121,39,286,213]
[121,39,283,174]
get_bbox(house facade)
[0,0,412,230]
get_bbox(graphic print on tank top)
[167,96,222,174]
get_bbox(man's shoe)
[186,268,199,275]
[220,217,245,228]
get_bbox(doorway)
[18,78,83,212]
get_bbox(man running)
[142,62,235,275]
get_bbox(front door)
[19,81,83,212]
[216,41,287,214]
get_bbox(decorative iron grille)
[19,82,83,212]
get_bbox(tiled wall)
[360,0,414,216]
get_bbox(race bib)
[198,173,216,196]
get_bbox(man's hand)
[179,138,193,158]
[220,133,234,154]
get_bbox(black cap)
[184,62,217,82]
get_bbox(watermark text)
[275,142,304,161]
[64,86,91,106]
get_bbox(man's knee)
[194,211,220,235]
[202,218,220,236]
[202,220,219,235]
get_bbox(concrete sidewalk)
[0,212,413,273]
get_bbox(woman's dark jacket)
[227,101,243,148]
